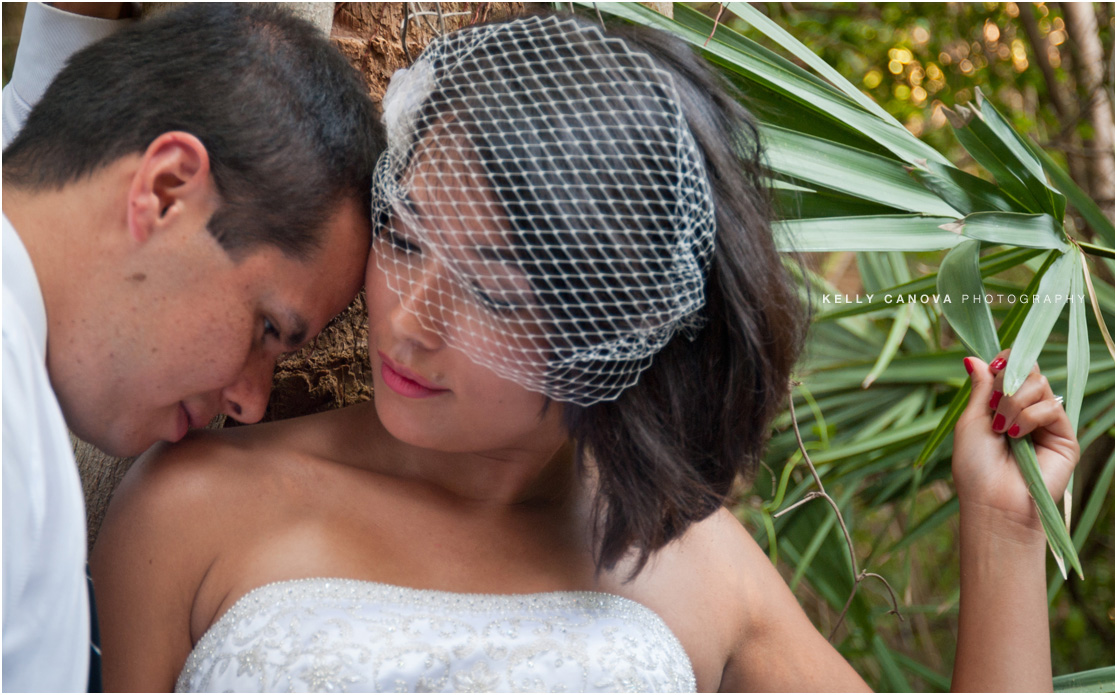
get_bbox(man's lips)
[183,404,205,430]
[174,403,208,442]
[174,403,191,442]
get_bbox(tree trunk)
[1018,4,1088,193]
[76,2,523,552]
[1062,2,1115,223]
[144,2,335,28]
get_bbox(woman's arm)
[89,439,228,692]
[698,510,870,693]
[718,350,1074,693]
[950,351,1078,692]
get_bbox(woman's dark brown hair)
[389,13,806,575]
[558,19,807,575]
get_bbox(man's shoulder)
[3,275,40,361]
[2,264,89,695]
[3,215,48,357]
[3,273,77,479]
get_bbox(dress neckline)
[222,575,647,606]
[198,575,672,643]
[180,576,697,693]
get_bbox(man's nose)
[220,353,274,424]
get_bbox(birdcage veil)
[372,14,716,405]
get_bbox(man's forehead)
[246,197,368,348]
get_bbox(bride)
[91,14,1077,693]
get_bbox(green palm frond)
[573,3,1114,689]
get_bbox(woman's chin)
[373,391,453,450]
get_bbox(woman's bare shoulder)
[623,508,869,692]
[94,406,368,564]
[642,507,773,602]
[128,402,372,494]
[607,509,771,690]
[680,509,872,691]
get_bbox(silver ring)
[1053,395,1064,406]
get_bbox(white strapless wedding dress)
[175,578,696,693]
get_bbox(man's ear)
[126,132,212,245]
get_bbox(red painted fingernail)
[989,391,1002,408]
[964,357,974,374]
[989,357,1006,372]
[992,413,1005,431]
[1008,424,1020,437]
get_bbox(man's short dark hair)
[3,4,384,259]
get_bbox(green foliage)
[578,2,1114,690]
[1054,666,1117,693]
[719,3,1111,167]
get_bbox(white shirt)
[2,4,127,691]
[3,217,89,693]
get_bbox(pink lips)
[174,403,191,442]
[378,352,449,399]
[173,403,207,442]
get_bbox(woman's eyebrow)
[395,191,422,216]
[471,244,520,264]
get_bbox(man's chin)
[68,424,158,459]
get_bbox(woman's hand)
[950,348,1076,691]
[952,348,1079,538]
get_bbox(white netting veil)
[372,15,717,405]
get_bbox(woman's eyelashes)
[374,204,533,316]
[469,280,534,315]
[375,222,422,256]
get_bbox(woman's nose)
[388,259,450,350]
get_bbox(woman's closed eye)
[375,222,422,256]
[470,280,535,315]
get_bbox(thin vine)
[774,386,904,642]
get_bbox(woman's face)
[366,138,567,455]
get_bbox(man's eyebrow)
[282,311,310,350]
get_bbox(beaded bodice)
[175,578,696,693]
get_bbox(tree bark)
[1062,1,1115,223]
[1018,4,1087,191]
[640,3,673,18]
[144,2,334,29]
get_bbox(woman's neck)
[406,438,579,507]
[342,400,580,507]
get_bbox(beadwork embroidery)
[176,578,695,693]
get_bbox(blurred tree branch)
[1063,2,1115,222]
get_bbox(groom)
[2,3,381,690]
